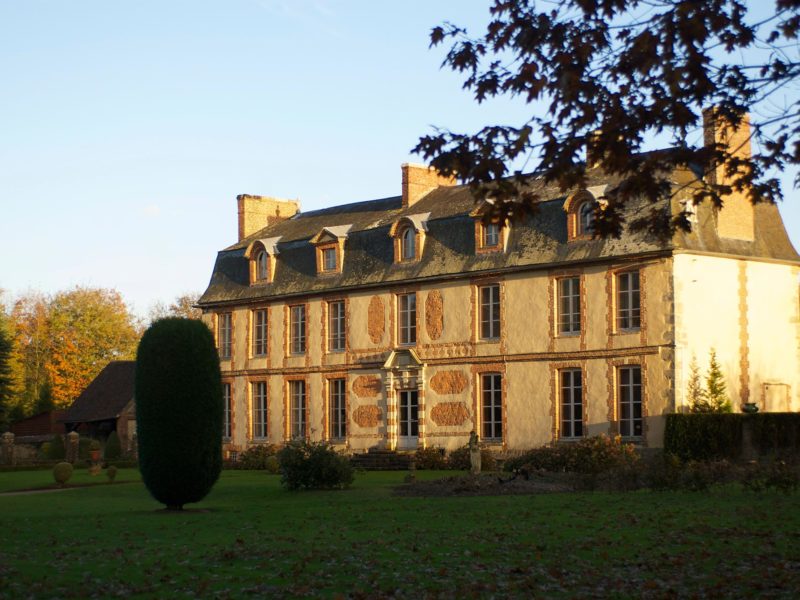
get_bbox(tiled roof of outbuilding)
[62,361,135,424]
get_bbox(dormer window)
[310,224,351,275]
[389,213,429,264]
[322,247,337,271]
[246,237,280,285]
[578,201,595,236]
[483,222,500,247]
[470,201,508,254]
[564,185,607,241]
[401,227,416,261]
[255,250,269,281]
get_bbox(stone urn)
[741,402,759,414]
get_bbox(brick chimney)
[237,195,300,241]
[703,107,754,241]
[401,163,457,208]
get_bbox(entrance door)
[398,390,419,449]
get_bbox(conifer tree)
[705,349,732,413]
[687,354,709,413]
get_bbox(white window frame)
[401,227,416,261]
[578,201,595,235]
[480,284,500,340]
[560,369,583,439]
[558,277,581,335]
[481,373,503,441]
[398,293,417,345]
[483,222,499,247]
[329,378,346,440]
[255,250,268,281]
[290,380,306,440]
[322,247,337,272]
[252,309,268,357]
[251,381,267,440]
[616,271,641,331]
[618,365,643,438]
[218,313,232,360]
[223,382,232,439]
[290,305,306,355]
[328,300,345,352]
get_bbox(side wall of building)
[673,253,800,413]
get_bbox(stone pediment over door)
[382,348,425,391]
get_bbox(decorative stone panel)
[430,402,469,427]
[425,290,444,340]
[352,405,381,428]
[352,375,381,398]
[368,296,385,344]
[429,370,468,395]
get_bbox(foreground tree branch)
[415,0,800,238]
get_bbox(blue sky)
[1,0,798,318]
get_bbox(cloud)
[142,203,161,218]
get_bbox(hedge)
[664,413,800,461]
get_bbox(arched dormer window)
[564,185,607,241]
[389,213,429,264]
[401,226,416,261]
[245,237,281,285]
[255,249,269,281]
[578,201,595,236]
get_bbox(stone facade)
[200,127,800,455]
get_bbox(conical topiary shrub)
[135,318,223,510]
[104,431,122,460]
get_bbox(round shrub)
[106,465,118,482]
[53,462,73,486]
[104,431,122,460]
[135,318,223,510]
[233,444,278,470]
[414,447,447,470]
[277,441,354,490]
[264,455,280,474]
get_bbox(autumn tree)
[45,288,141,408]
[9,292,50,416]
[415,0,800,237]
[0,308,16,430]
[147,292,202,324]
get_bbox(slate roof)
[62,361,135,424]
[198,168,800,307]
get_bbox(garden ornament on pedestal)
[469,430,481,475]
[89,439,102,475]
[66,431,79,464]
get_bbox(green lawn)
[0,469,798,598]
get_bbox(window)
[329,378,346,440]
[558,277,581,334]
[482,373,502,441]
[290,380,306,440]
[290,305,306,354]
[480,284,500,340]
[401,227,416,261]
[251,381,267,439]
[328,300,345,352]
[252,309,267,357]
[218,313,232,359]
[223,383,232,439]
[483,222,500,247]
[618,366,643,437]
[617,271,641,331]
[255,250,269,281]
[560,369,583,438]
[398,293,417,345]
[578,201,595,235]
[322,247,337,272]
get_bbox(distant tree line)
[0,287,201,428]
